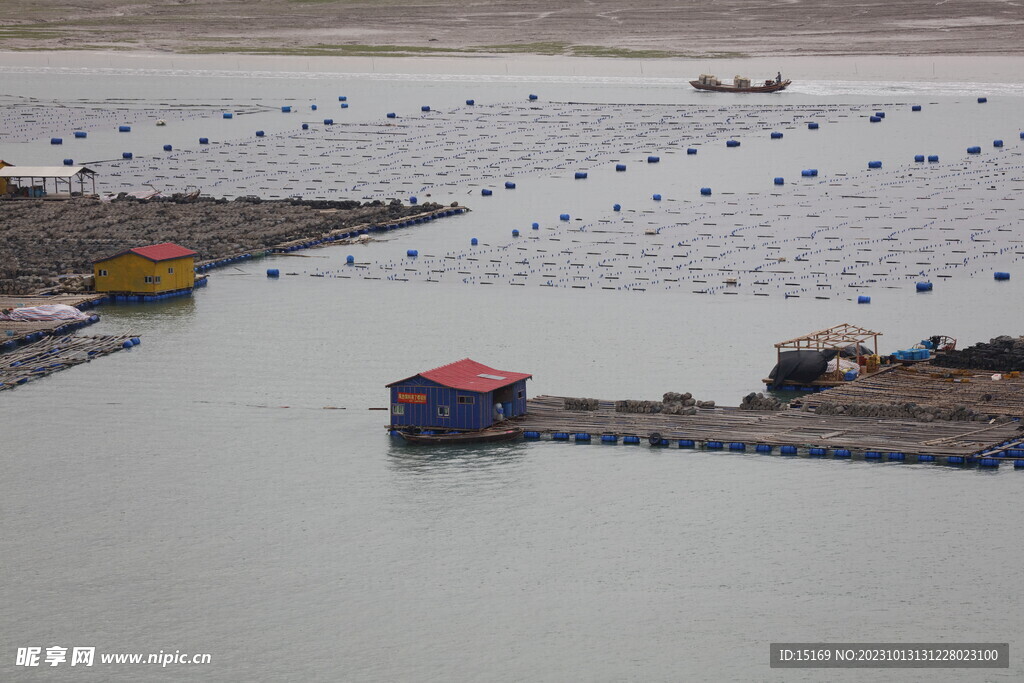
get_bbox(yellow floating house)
[94,243,197,296]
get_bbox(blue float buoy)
[281,106,291,113]
[266,268,280,277]
[912,105,922,111]
[601,435,618,443]
[868,160,882,169]
[914,154,925,162]
[875,111,885,118]
[222,112,233,119]
[559,213,570,221]
[774,177,784,185]
[118,125,131,132]
[481,188,492,196]
[994,272,1010,280]
[647,155,660,163]
[338,96,347,101]
[505,181,516,189]
[978,97,987,103]
[755,444,772,453]
[687,147,697,154]
[808,122,819,129]
[340,103,348,109]
[421,105,431,112]
[834,449,851,458]
[927,154,939,162]
[967,146,981,154]
[994,139,1003,147]
[623,435,641,444]
[865,451,882,460]
[512,229,520,237]
[199,137,209,144]
[346,255,354,264]
[729,442,746,451]
[726,139,740,147]
[857,295,871,304]
[256,130,265,137]
[74,131,87,138]
[700,187,712,196]
[780,445,798,455]
[652,193,662,201]
[465,99,475,106]
[301,123,309,130]
[122,340,133,348]
[551,432,569,441]
[612,204,621,212]
[917,454,935,463]
[323,119,334,125]
[531,222,539,229]
[916,281,933,292]
[122,152,132,159]
[574,171,588,179]
[471,238,478,246]
[809,448,827,457]
[407,249,418,257]
[888,452,905,461]
[706,441,723,449]
[50,137,62,145]
[947,455,965,465]
[770,132,783,139]
[409,196,417,204]
[528,94,538,101]
[616,163,627,171]
[163,144,173,151]
[869,116,881,123]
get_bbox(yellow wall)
[94,253,195,293]
[0,160,9,195]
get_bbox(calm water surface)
[1,60,1022,681]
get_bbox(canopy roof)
[0,166,96,179]
[387,358,532,392]
[96,242,197,264]
[775,323,881,351]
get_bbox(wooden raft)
[0,333,137,391]
[512,395,1022,458]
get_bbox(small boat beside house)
[397,426,523,445]
[690,73,790,93]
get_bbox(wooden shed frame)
[0,166,97,197]
[774,323,881,368]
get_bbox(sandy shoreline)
[5,50,1024,84]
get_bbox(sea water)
[1,55,1023,681]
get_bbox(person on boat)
[493,402,504,422]
[776,71,782,84]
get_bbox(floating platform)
[511,395,1024,465]
[0,333,139,391]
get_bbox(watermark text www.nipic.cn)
[15,647,212,668]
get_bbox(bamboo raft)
[0,333,138,391]
[511,395,1024,462]
[795,365,1024,418]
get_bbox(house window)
[144,276,153,283]
[517,390,525,399]
[168,267,174,274]
[98,269,108,277]
[437,405,450,417]
[155,276,162,284]
[392,404,404,415]
[458,396,474,405]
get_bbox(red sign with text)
[397,392,428,404]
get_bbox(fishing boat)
[395,426,523,445]
[691,74,790,93]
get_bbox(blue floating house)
[386,358,532,431]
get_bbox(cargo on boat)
[691,73,790,93]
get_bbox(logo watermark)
[15,647,211,668]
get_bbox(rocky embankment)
[0,195,452,294]
[930,336,1024,373]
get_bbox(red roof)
[96,242,197,264]
[388,358,532,392]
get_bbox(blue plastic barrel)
[532,222,539,229]
[74,131,87,138]
[780,445,798,455]
[916,282,933,292]
[612,204,621,212]
[928,154,939,162]
[808,122,819,129]
[623,435,641,444]
[647,155,660,163]
[199,137,209,144]
[504,181,516,189]
[774,177,785,185]
[868,160,882,168]
[523,431,540,439]
[652,193,662,201]
[755,444,773,453]
[528,94,538,100]
[466,99,475,105]
[323,119,334,125]
[918,454,935,463]
[865,451,882,460]
[857,295,871,304]
[726,139,740,147]
[687,147,697,154]
[869,116,881,123]
[994,272,1010,280]
[809,448,827,457]
[729,442,746,451]
[481,188,492,196]
[912,105,922,111]
[834,449,851,458]
[281,106,291,112]
[553,432,570,441]
[409,196,417,204]
[346,255,354,264]
[574,171,588,179]
[678,439,695,448]
[979,458,1000,468]
[163,144,173,151]
[223,112,233,119]
[118,125,131,132]
[700,187,712,196]
[914,154,925,162]
[947,456,965,465]
[386,113,396,118]
[888,452,905,461]
[967,146,981,154]
[407,249,418,257]
[560,213,570,221]
[340,103,348,109]
[471,238,478,246]
[770,132,783,139]
[875,111,885,118]
[994,139,1003,147]
[978,97,987,103]
[601,435,618,443]
[122,340,133,348]
[706,441,723,449]
[421,105,430,112]
[512,230,520,237]
[616,164,627,171]
[266,268,280,277]
[256,130,265,137]
[50,137,62,145]
[63,159,74,165]
[1014,459,1024,468]
[301,123,309,130]
[122,152,132,159]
